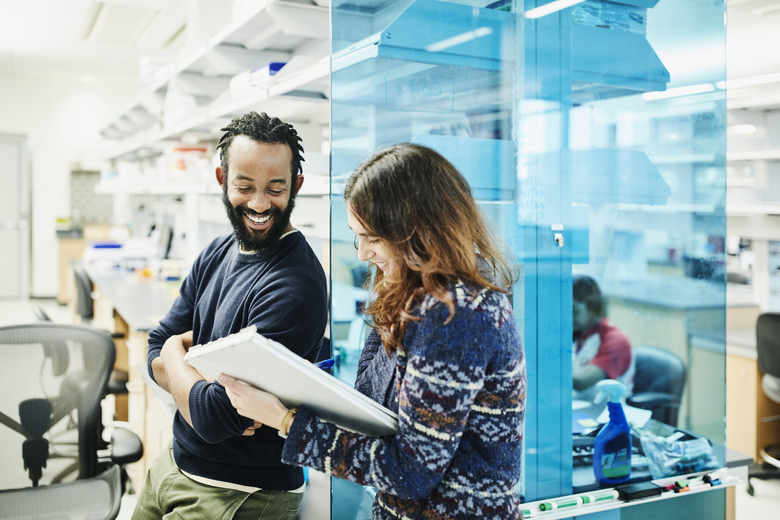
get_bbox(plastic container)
[593,379,631,485]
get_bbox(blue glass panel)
[331,2,528,516]
[329,0,726,515]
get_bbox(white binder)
[184,325,398,437]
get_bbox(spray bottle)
[593,379,631,485]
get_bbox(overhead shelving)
[100,0,330,161]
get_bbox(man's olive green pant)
[131,444,303,520]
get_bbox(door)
[0,135,30,299]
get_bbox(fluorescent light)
[642,83,716,101]
[425,27,493,53]
[728,124,757,135]
[754,4,780,16]
[525,0,587,19]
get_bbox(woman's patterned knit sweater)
[282,279,527,519]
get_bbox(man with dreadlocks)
[132,112,328,520]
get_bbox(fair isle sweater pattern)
[282,280,526,519]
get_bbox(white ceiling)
[727,0,780,80]
[0,1,777,97]
[0,0,188,87]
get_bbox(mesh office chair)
[626,345,687,427]
[0,323,142,519]
[31,304,53,322]
[747,312,780,496]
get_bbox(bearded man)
[132,112,328,520]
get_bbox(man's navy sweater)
[147,231,328,490]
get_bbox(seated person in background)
[572,274,634,402]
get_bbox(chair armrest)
[107,369,129,395]
[626,392,681,409]
[110,427,143,466]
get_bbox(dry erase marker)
[316,358,335,370]
[582,489,619,503]
[703,468,728,484]
[539,496,582,511]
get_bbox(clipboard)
[184,325,399,436]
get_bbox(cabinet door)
[726,354,758,460]
[0,135,29,298]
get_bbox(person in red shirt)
[572,274,634,402]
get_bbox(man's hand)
[179,330,194,351]
[242,421,263,436]
[159,331,203,427]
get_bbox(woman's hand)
[219,374,290,432]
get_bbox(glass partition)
[329,0,726,514]
[559,0,728,495]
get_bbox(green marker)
[540,496,584,510]
[582,489,619,504]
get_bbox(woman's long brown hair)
[344,143,517,354]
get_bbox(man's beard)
[222,188,296,254]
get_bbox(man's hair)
[216,111,304,182]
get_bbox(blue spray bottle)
[593,379,631,485]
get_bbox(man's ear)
[216,166,225,187]
[293,174,304,196]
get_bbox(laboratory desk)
[84,265,180,490]
[83,264,330,519]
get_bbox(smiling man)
[132,112,329,520]
[219,132,299,254]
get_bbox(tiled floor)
[734,478,780,519]
[1,298,779,518]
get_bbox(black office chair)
[626,345,687,427]
[71,260,102,325]
[0,323,142,519]
[747,312,780,496]
[70,261,130,399]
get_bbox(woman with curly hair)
[221,142,527,520]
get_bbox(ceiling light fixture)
[525,0,587,19]
[728,124,757,135]
[753,3,780,16]
[425,27,493,52]
[83,2,106,43]
[642,83,716,101]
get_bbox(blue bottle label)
[601,433,631,479]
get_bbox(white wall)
[0,76,136,297]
